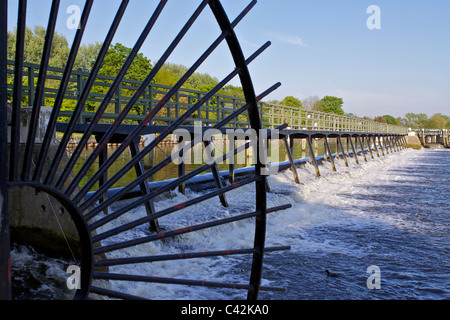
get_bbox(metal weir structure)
[1,0,409,300]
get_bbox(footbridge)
[1,0,412,301]
[413,129,450,148]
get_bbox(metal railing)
[6,60,408,134]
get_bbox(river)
[10,146,450,300]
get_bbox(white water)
[12,148,450,300]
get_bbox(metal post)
[204,140,229,207]
[324,136,336,172]
[349,136,359,164]
[366,136,374,159]
[283,136,300,183]
[357,136,367,162]
[178,136,186,194]
[306,136,320,177]
[129,140,159,232]
[372,136,380,157]
[98,142,109,214]
[337,136,348,167]
[0,0,11,300]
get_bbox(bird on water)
[325,270,339,277]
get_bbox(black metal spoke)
[93,204,291,256]
[65,0,257,200]
[33,0,94,182]
[71,40,271,205]
[55,0,168,190]
[3,0,291,300]
[82,83,280,216]
[43,0,130,186]
[21,0,60,181]
[94,246,291,267]
[9,0,27,182]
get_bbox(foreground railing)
[6,60,408,134]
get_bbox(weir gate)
[0,0,441,301]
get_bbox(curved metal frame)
[1,0,291,300]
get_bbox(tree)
[428,113,447,129]
[280,96,303,109]
[318,96,344,115]
[8,26,69,68]
[404,113,429,129]
[382,115,398,125]
[99,43,152,82]
[74,42,103,72]
[374,116,387,123]
[302,95,321,111]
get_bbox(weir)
[0,0,442,301]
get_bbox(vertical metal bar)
[357,136,367,162]
[177,135,186,194]
[209,0,265,300]
[0,0,11,300]
[372,135,380,157]
[306,136,320,177]
[98,139,108,214]
[349,136,359,164]
[366,136,374,159]
[9,0,27,181]
[228,137,235,184]
[44,0,129,185]
[33,0,94,181]
[129,139,159,232]
[283,136,300,183]
[337,136,348,167]
[386,136,393,153]
[204,140,229,207]
[21,0,60,181]
[324,136,336,171]
[377,135,385,156]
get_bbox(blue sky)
[7,0,450,118]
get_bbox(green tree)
[280,96,303,109]
[99,43,152,82]
[8,26,70,68]
[318,96,344,115]
[74,42,103,72]
[382,115,398,125]
[404,113,429,128]
[428,113,447,129]
[374,116,387,123]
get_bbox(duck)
[325,270,339,277]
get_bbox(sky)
[7,0,450,119]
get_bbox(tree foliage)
[280,96,303,109]
[318,96,344,115]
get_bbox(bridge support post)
[366,136,374,159]
[337,136,349,167]
[372,136,380,157]
[377,136,385,156]
[324,136,336,172]
[307,136,320,177]
[129,140,159,232]
[357,136,367,162]
[204,140,229,207]
[349,136,359,164]
[283,136,300,184]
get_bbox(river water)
[10,147,450,300]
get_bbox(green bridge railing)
[6,60,408,134]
